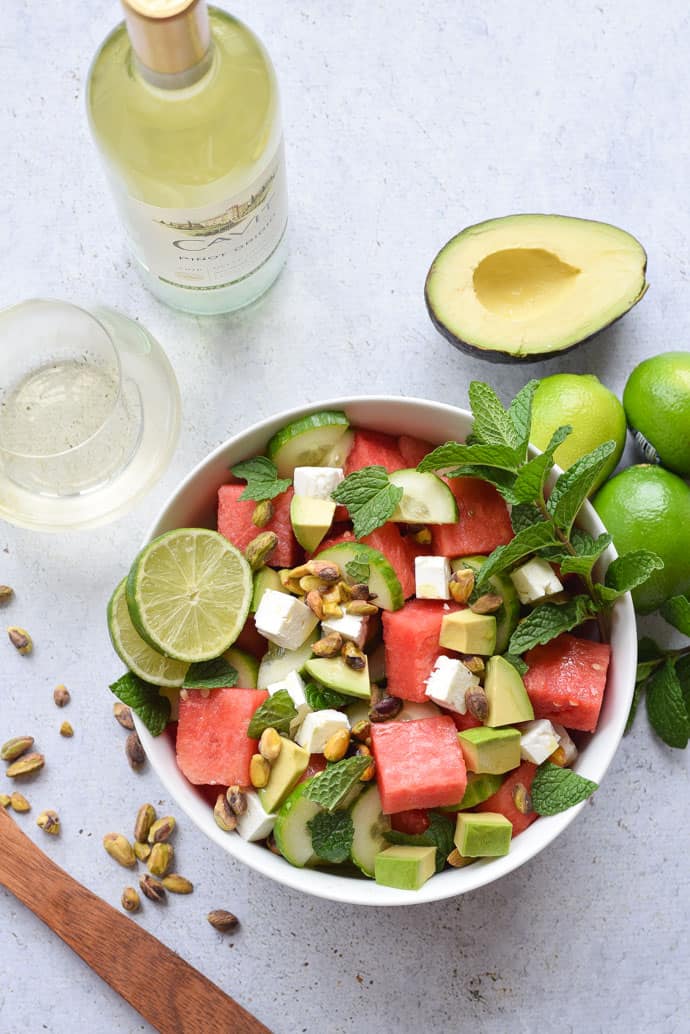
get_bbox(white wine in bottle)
[87,1,287,314]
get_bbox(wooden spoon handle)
[0,808,271,1034]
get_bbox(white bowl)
[136,396,637,907]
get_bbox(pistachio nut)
[251,499,273,528]
[512,782,533,816]
[342,641,366,670]
[148,842,174,877]
[121,886,141,913]
[9,792,30,813]
[321,601,343,620]
[7,626,32,655]
[226,785,247,816]
[312,632,344,658]
[258,727,282,763]
[305,590,324,620]
[162,873,194,895]
[465,686,489,723]
[36,810,60,835]
[350,719,371,743]
[447,848,472,868]
[249,753,270,789]
[350,583,373,601]
[346,600,378,616]
[1,736,34,762]
[59,721,74,738]
[103,833,137,868]
[0,585,14,604]
[6,752,45,778]
[147,815,176,844]
[449,568,475,605]
[139,873,166,903]
[214,793,238,832]
[133,841,152,862]
[53,684,71,708]
[134,803,156,843]
[462,655,485,675]
[125,731,146,770]
[0,794,10,808]
[244,531,278,572]
[207,909,239,933]
[113,702,134,730]
[470,593,504,615]
[412,528,432,546]
[323,728,350,762]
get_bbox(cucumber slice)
[388,469,458,524]
[273,779,322,867]
[257,629,318,688]
[322,428,354,468]
[451,555,520,654]
[223,646,259,689]
[251,567,286,614]
[304,656,371,700]
[267,411,350,477]
[350,784,391,877]
[316,542,404,612]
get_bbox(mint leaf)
[331,465,403,539]
[230,456,292,501]
[345,554,370,583]
[475,522,559,591]
[307,810,353,863]
[303,681,350,711]
[545,531,612,580]
[660,595,690,636]
[511,503,544,534]
[645,659,690,749]
[602,550,664,598]
[183,657,238,691]
[246,689,296,738]
[443,465,518,502]
[638,636,665,663]
[303,754,372,811]
[508,595,596,654]
[418,442,521,475]
[510,425,572,505]
[531,762,598,815]
[546,440,618,534]
[676,655,690,713]
[384,812,455,873]
[507,380,540,453]
[502,653,529,676]
[468,382,521,450]
[109,672,170,737]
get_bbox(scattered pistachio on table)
[53,684,71,708]
[1,735,34,762]
[7,626,32,655]
[148,842,174,877]
[59,721,74,738]
[121,886,140,913]
[125,731,146,770]
[0,585,14,604]
[9,793,30,813]
[5,752,45,778]
[162,873,193,895]
[133,841,151,862]
[139,873,166,904]
[134,803,156,843]
[103,832,137,868]
[0,794,11,809]
[148,815,175,844]
[36,810,60,835]
[113,702,134,730]
[207,910,239,934]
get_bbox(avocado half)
[425,214,648,363]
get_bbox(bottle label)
[120,142,287,292]
[630,426,661,465]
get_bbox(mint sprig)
[230,456,292,501]
[383,812,455,873]
[308,810,354,863]
[508,596,597,655]
[183,657,238,691]
[530,762,598,815]
[331,465,403,539]
[303,754,371,811]
[628,635,690,745]
[345,554,370,582]
[246,689,297,738]
[109,672,170,737]
[303,681,350,711]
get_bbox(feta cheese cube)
[424,655,479,714]
[510,558,563,605]
[267,671,311,733]
[255,589,319,650]
[415,555,451,600]
[321,612,367,647]
[295,709,350,754]
[552,722,578,765]
[235,790,276,842]
[519,719,560,764]
[292,466,344,500]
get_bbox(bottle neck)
[123,0,212,87]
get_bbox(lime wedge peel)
[126,528,253,663]
[107,578,189,687]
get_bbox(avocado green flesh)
[425,214,648,363]
[484,655,534,727]
[451,556,519,653]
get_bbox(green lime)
[531,374,627,494]
[623,351,690,476]
[107,578,189,687]
[593,465,690,613]
[126,529,252,663]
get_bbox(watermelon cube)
[344,429,405,475]
[218,484,300,568]
[431,477,513,557]
[523,633,611,732]
[176,687,268,787]
[476,761,538,836]
[397,435,434,468]
[371,716,467,814]
[382,599,461,702]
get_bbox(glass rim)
[0,297,125,461]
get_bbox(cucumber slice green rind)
[126,528,253,663]
[107,579,189,688]
[350,784,391,877]
[257,629,319,688]
[273,779,322,867]
[451,555,520,653]
[267,411,350,477]
[316,542,404,611]
[388,469,459,524]
[223,647,259,689]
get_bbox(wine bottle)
[87,1,287,315]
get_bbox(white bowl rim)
[134,394,637,907]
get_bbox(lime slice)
[267,411,350,477]
[108,578,189,687]
[126,529,253,663]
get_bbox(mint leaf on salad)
[109,672,170,737]
[308,810,354,863]
[246,689,297,738]
[530,762,598,815]
[597,550,664,601]
[230,456,292,501]
[384,812,455,873]
[345,554,370,583]
[467,381,524,451]
[506,379,540,453]
[331,465,403,539]
[303,754,372,811]
[508,596,597,655]
[545,440,618,534]
[183,657,238,691]
[475,522,560,591]
[303,682,351,711]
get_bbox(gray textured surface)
[1,1,689,1032]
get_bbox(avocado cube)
[454,812,512,857]
[259,738,309,814]
[457,726,521,774]
[484,655,534,727]
[439,611,496,656]
[374,845,436,890]
[441,771,505,811]
[290,495,336,553]
[303,655,371,700]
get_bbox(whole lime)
[623,351,690,476]
[593,465,690,613]
[531,374,627,494]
